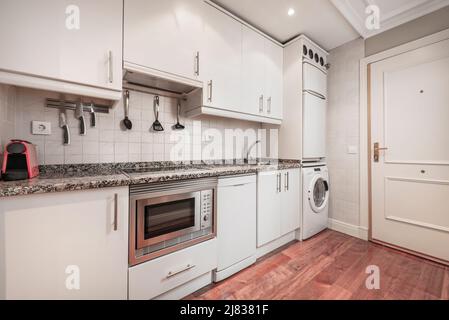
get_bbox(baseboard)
[328,218,368,240]
[256,232,296,259]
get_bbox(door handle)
[207,80,213,102]
[373,142,388,162]
[108,50,113,84]
[259,95,264,113]
[113,193,118,231]
[194,51,200,76]
[267,97,272,114]
[166,264,195,279]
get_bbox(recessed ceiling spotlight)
[287,8,295,16]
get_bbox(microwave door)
[136,192,201,249]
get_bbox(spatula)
[152,96,164,132]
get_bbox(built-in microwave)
[129,178,217,266]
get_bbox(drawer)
[128,239,217,300]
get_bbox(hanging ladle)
[172,100,185,130]
[122,90,132,130]
[152,96,164,132]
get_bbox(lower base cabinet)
[128,239,217,300]
[0,187,129,300]
[257,169,301,247]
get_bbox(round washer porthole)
[303,45,308,56]
[308,49,314,59]
[308,176,329,213]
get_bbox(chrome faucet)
[244,140,261,164]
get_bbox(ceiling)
[211,0,360,50]
[331,0,449,38]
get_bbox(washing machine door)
[308,175,329,213]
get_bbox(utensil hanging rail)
[45,98,110,114]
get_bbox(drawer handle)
[166,264,195,279]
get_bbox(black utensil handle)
[79,116,86,135]
[63,125,71,145]
[90,112,96,127]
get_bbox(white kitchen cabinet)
[264,40,284,120]
[280,169,301,234]
[241,26,266,115]
[0,187,129,300]
[124,0,203,82]
[257,169,300,247]
[201,3,242,112]
[241,26,283,120]
[257,171,282,246]
[0,0,123,99]
[215,175,257,281]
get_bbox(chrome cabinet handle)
[113,193,118,231]
[287,172,289,191]
[207,80,213,102]
[284,173,287,191]
[259,95,264,113]
[267,97,272,114]
[276,173,279,192]
[194,51,200,76]
[166,264,195,279]
[108,50,113,84]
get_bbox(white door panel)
[303,93,326,159]
[371,38,449,262]
[303,62,327,97]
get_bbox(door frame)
[359,28,449,242]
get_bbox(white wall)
[0,84,260,165]
[326,38,365,228]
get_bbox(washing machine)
[302,164,329,240]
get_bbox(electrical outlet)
[32,121,51,135]
[347,145,358,154]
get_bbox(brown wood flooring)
[186,230,449,300]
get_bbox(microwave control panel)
[200,190,213,229]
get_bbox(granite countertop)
[0,160,301,198]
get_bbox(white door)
[202,3,242,111]
[0,187,129,299]
[280,169,301,235]
[264,40,283,120]
[302,92,326,159]
[241,25,266,116]
[124,0,203,81]
[370,38,449,262]
[217,176,256,271]
[257,171,281,246]
[303,62,327,97]
[0,0,122,91]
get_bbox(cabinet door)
[257,171,281,247]
[124,0,203,81]
[265,40,284,119]
[241,26,266,116]
[202,3,242,111]
[281,169,301,235]
[0,187,128,299]
[0,0,122,91]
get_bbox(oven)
[129,178,217,266]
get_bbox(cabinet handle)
[108,50,113,84]
[166,264,196,279]
[284,173,288,191]
[267,97,272,114]
[259,95,264,113]
[207,80,213,102]
[113,193,118,231]
[277,173,282,193]
[287,172,289,191]
[194,51,200,76]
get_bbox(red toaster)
[1,140,39,181]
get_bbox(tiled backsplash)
[0,84,261,165]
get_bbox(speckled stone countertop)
[0,160,301,198]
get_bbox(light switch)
[32,121,51,135]
[347,145,358,154]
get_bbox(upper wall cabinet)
[200,3,242,112]
[0,0,123,100]
[124,0,204,83]
[242,26,283,120]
